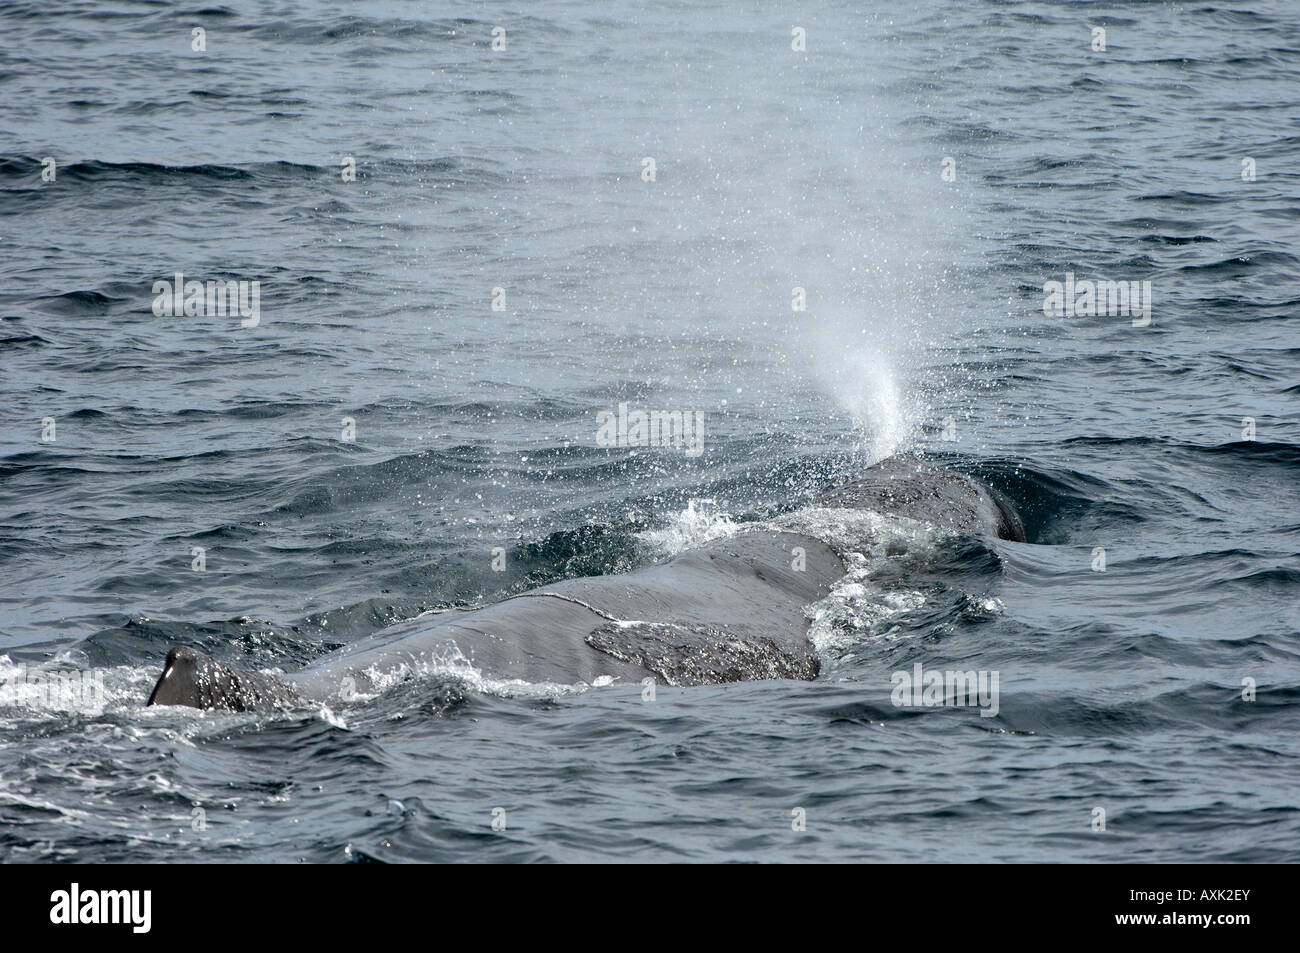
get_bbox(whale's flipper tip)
[147,645,300,712]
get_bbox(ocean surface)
[1,0,1297,862]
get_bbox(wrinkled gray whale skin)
[147,454,1024,711]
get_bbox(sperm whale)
[146,454,1024,711]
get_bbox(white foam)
[758,506,952,661]
[0,654,151,718]
[638,498,738,557]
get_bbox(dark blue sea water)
[1,0,1297,862]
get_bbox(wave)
[0,154,509,188]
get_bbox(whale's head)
[818,454,1026,542]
